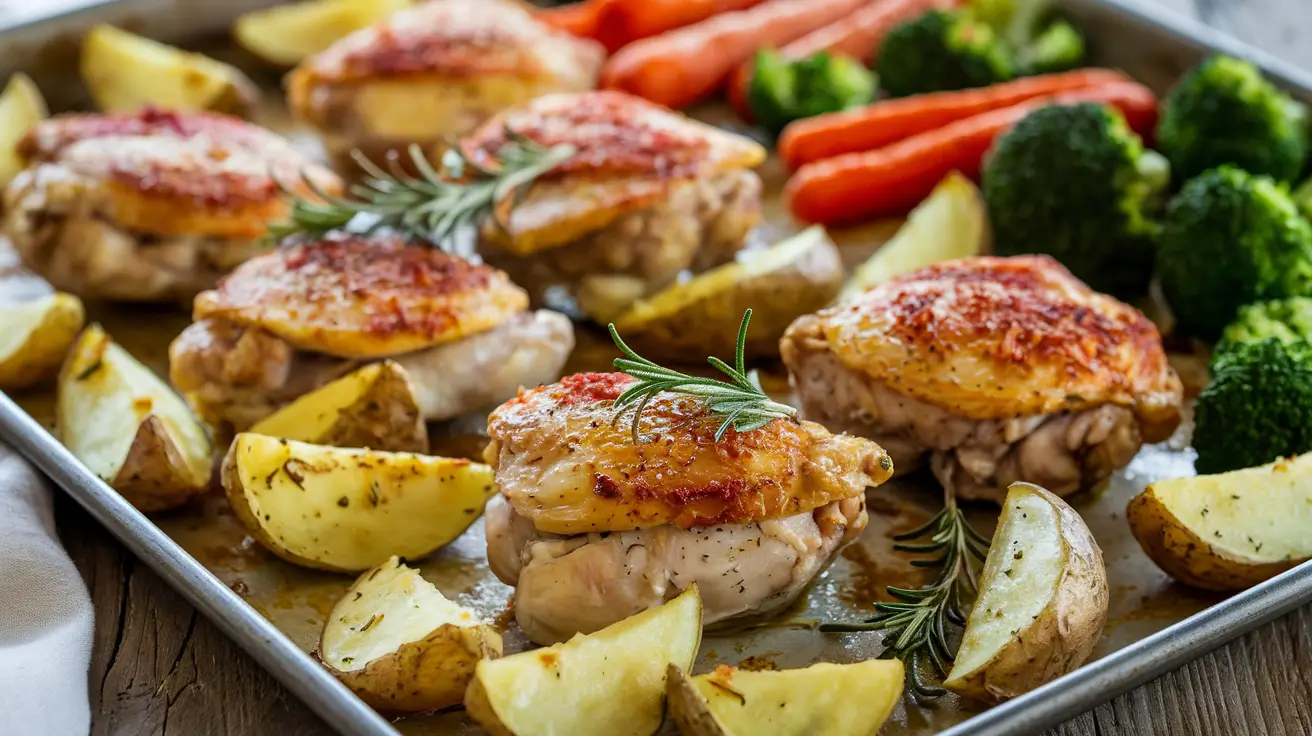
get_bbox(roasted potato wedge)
[839,172,989,301]
[666,660,903,736]
[944,482,1108,703]
[222,434,497,572]
[609,226,843,359]
[464,585,703,736]
[0,72,47,187]
[319,556,502,712]
[1127,454,1312,591]
[81,25,259,115]
[234,0,412,66]
[0,292,84,390]
[248,361,426,452]
[57,324,213,512]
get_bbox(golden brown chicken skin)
[288,0,604,165]
[483,371,891,643]
[782,255,1183,502]
[170,233,573,430]
[3,108,339,302]
[465,91,767,321]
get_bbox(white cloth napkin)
[0,443,93,735]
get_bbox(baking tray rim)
[3,0,1312,734]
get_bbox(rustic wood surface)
[57,1,1312,735]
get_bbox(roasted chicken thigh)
[781,255,1183,502]
[3,108,339,301]
[464,91,767,321]
[483,372,893,644]
[288,0,604,165]
[169,234,573,431]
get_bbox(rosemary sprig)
[607,309,798,443]
[821,495,991,700]
[267,131,576,247]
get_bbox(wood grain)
[60,1,1312,735]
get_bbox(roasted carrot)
[602,0,769,52]
[536,0,615,39]
[785,81,1159,225]
[599,0,871,110]
[727,0,958,119]
[778,68,1132,170]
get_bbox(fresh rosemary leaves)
[267,132,575,247]
[821,498,990,700]
[608,309,798,443]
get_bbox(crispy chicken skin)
[288,0,604,163]
[169,234,574,430]
[483,371,891,643]
[781,255,1184,502]
[3,108,339,301]
[465,91,767,319]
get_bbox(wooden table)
[59,1,1312,734]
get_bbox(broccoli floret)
[1192,338,1312,474]
[1295,177,1312,221]
[1157,55,1309,183]
[1214,297,1312,360]
[747,49,877,136]
[982,102,1169,297]
[965,0,1085,73]
[877,10,1015,98]
[1021,20,1085,74]
[1156,166,1312,339]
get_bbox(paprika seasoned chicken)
[3,108,339,302]
[483,372,893,645]
[169,233,574,432]
[465,91,767,321]
[287,0,604,165]
[781,255,1183,503]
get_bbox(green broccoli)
[1157,55,1310,183]
[1214,297,1312,360]
[747,49,877,136]
[1295,177,1312,221]
[982,102,1169,297]
[1192,337,1312,474]
[1155,166,1312,340]
[965,0,1085,74]
[876,10,1015,98]
[1021,19,1084,74]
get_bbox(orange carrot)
[602,0,769,52]
[536,0,615,39]
[727,0,959,120]
[778,68,1132,170]
[785,81,1160,225]
[599,0,872,110]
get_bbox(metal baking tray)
[3,2,1312,735]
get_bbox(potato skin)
[462,675,516,736]
[947,486,1108,703]
[0,293,84,390]
[665,665,729,736]
[1126,487,1293,591]
[324,624,502,713]
[112,415,214,512]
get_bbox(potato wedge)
[839,172,989,301]
[57,324,213,512]
[235,0,412,66]
[222,434,497,572]
[666,660,903,736]
[465,585,703,736]
[81,25,259,115]
[0,73,47,187]
[0,292,84,390]
[609,226,843,359]
[320,556,502,712]
[944,482,1108,703]
[1127,454,1312,591]
[248,361,426,452]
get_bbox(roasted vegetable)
[1157,55,1309,183]
[876,10,1015,98]
[0,73,47,188]
[57,325,213,512]
[746,49,876,135]
[234,0,413,66]
[464,586,703,736]
[319,557,502,712]
[943,482,1108,702]
[983,102,1169,297]
[1156,166,1312,339]
[1192,338,1312,475]
[1214,297,1312,362]
[1127,454,1312,591]
[0,292,84,390]
[1022,19,1084,74]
